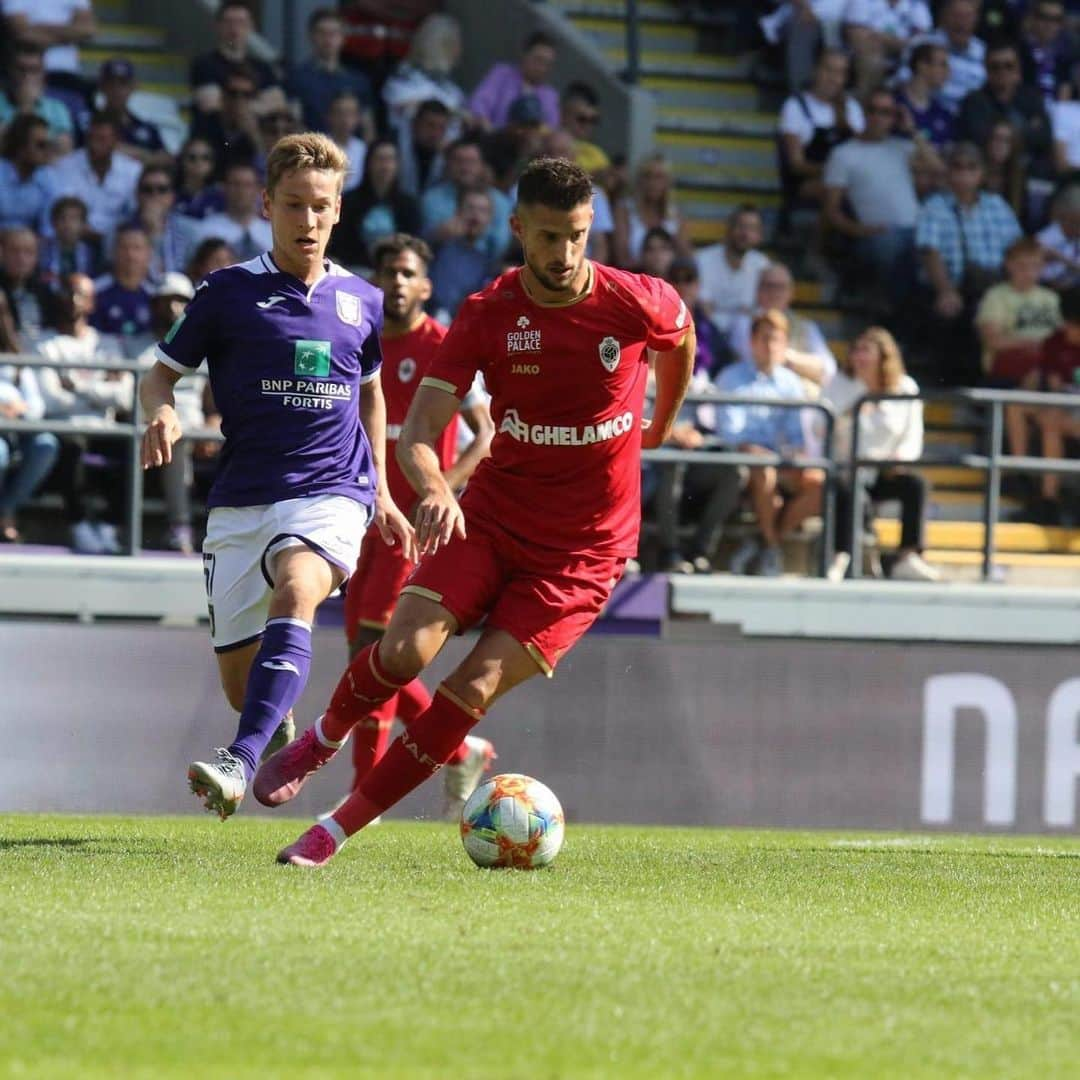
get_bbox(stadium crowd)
[0,0,1076,579]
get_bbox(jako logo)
[921,673,1080,827]
[499,408,635,447]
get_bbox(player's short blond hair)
[265,132,348,195]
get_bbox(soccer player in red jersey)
[260,157,695,867]
[338,233,496,810]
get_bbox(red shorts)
[343,531,415,641]
[401,516,626,677]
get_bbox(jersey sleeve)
[638,274,692,352]
[421,299,488,399]
[153,277,218,375]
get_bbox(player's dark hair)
[372,233,434,272]
[524,30,555,52]
[516,157,593,211]
[1061,285,1080,324]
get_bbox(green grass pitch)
[0,816,1078,1079]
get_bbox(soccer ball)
[460,773,565,869]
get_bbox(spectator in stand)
[908,0,987,116]
[778,48,864,211]
[895,42,956,150]
[844,0,933,99]
[716,309,824,578]
[915,141,1022,385]
[52,113,141,242]
[651,257,739,574]
[429,187,497,317]
[420,136,510,265]
[189,0,279,119]
[287,7,375,138]
[136,272,205,554]
[185,236,237,286]
[823,87,939,308]
[976,234,1061,386]
[91,59,169,167]
[981,119,1027,216]
[1021,0,1077,106]
[173,137,225,221]
[1038,183,1080,289]
[0,42,74,154]
[39,196,101,282]
[0,354,59,543]
[190,161,272,263]
[125,165,196,281]
[695,204,770,335]
[35,272,131,555]
[382,13,466,142]
[0,0,95,88]
[1034,284,1080,518]
[613,153,692,268]
[190,65,263,174]
[469,31,559,132]
[957,41,1054,181]
[0,115,57,234]
[91,224,155,352]
[330,137,420,269]
[638,227,677,280]
[561,82,610,178]
[761,0,849,92]
[823,326,939,582]
[0,226,55,343]
[396,97,451,198]
[326,90,367,194]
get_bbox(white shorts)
[202,494,370,652]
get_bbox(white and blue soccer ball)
[460,773,565,869]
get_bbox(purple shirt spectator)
[153,255,384,510]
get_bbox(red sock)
[332,686,483,837]
[322,643,408,743]
[350,694,398,788]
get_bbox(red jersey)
[381,315,458,509]
[422,263,689,556]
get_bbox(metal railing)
[849,388,1080,581]
[642,392,838,576]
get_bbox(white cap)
[154,272,195,300]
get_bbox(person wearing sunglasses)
[956,41,1054,182]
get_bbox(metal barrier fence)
[3,355,1078,577]
[849,388,1080,581]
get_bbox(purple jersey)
[154,253,384,510]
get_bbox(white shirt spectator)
[1051,101,1080,170]
[1,0,90,74]
[191,213,273,262]
[36,328,132,424]
[844,0,932,40]
[695,244,771,333]
[1037,221,1080,286]
[778,93,865,147]
[51,148,141,239]
[341,136,367,193]
[904,31,986,114]
[823,137,920,227]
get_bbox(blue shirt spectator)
[715,357,806,451]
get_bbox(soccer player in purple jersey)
[139,132,416,819]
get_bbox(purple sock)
[228,617,312,781]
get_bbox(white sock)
[314,714,348,750]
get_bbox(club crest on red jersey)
[335,290,362,326]
[398,357,417,382]
[598,335,621,372]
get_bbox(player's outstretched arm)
[140,361,184,469]
[642,325,696,451]
[398,383,467,556]
[360,375,418,562]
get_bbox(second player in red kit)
[259,158,696,867]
